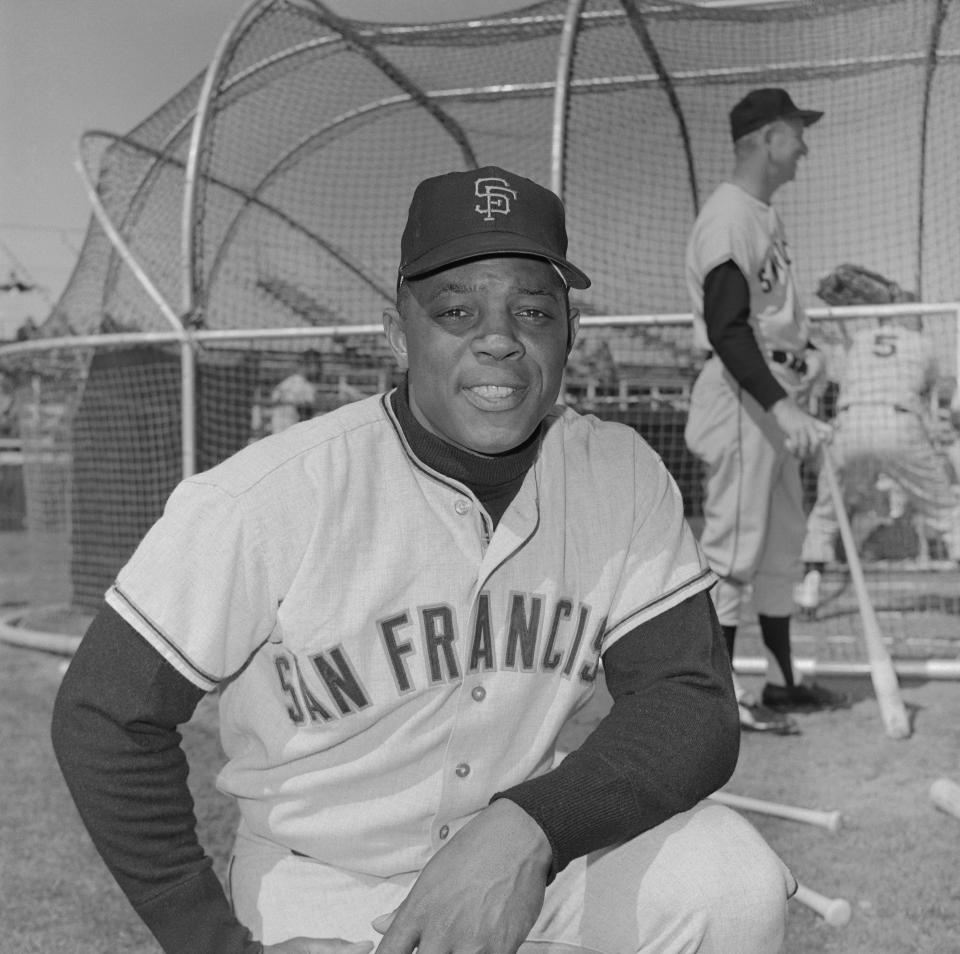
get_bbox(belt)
[769,350,807,374]
[702,349,807,374]
[838,402,913,414]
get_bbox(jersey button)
[439,825,450,840]
[471,686,486,702]
[454,499,471,515]
[455,762,471,778]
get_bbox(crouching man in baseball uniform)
[52,166,794,954]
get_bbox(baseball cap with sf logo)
[398,166,591,290]
[729,87,823,142]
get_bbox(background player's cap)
[729,88,823,142]
[398,166,591,289]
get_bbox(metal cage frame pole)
[182,0,275,318]
[551,0,586,199]
[915,0,952,300]
[74,148,197,480]
[619,0,700,218]
[312,1,479,169]
[180,0,276,478]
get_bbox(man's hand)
[372,799,552,954]
[770,397,833,457]
[797,348,828,405]
[800,347,827,387]
[264,940,373,954]
[933,405,958,445]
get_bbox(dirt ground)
[3,638,960,953]
[564,673,960,953]
[3,523,960,952]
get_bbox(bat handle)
[929,777,960,819]
[708,791,842,833]
[794,882,852,927]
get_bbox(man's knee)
[539,803,792,953]
[644,803,792,953]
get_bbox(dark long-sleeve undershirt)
[495,590,737,876]
[51,382,738,953]
[51,607,259,954]
[704,259,787,410]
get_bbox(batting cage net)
[1,0,958,672]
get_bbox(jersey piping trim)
[380,390,548,505]
[187,401,390,499]
[604,565,715,639]
[107,584,222,691]
[381,391,555,563]
[381,392,475,498]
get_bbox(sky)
[0,0,527,338]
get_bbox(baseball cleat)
[794,569,821,620]
[738,700,801,735]
[761,681,850,712]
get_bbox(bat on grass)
[820,449,911,739]
[794,882,852,927]
[708,790,841,832]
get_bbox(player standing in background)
[52,166,793,954]
[684,88,846,735]
[796,314,960,614]
[269,350,321,434]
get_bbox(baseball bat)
[929,777,960,821]
[794,882,852,927]
[820,450,911,739]
[708,790,841,833]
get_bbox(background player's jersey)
[105,394,713,879]
[686,181,809,354]
[838,325,936,415]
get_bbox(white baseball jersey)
[837,325,936,416]
[802,323,960,563]
[686,182,809,355]
[106,393,713,879]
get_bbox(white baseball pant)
[685,357,806,625]
[227,801,794,953]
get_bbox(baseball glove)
[816,263,916,306]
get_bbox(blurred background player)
[797,313,960,615]
[684,88,845,735]
[269,349,321,434]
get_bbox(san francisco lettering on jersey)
[275,591,605,725]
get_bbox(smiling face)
[383,256,579,456]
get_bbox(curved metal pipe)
[619,0,699,217]
[551,0,587,199]
[915,0,951,300]
[307,1,479,169]
[182,0,278,321]
[74,148,183,334]
[88,132,395,311]
[75,144,198,478]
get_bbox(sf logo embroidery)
[475,177,517,221]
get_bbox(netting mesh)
[1,0,959,661]
[43,0,960,338]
